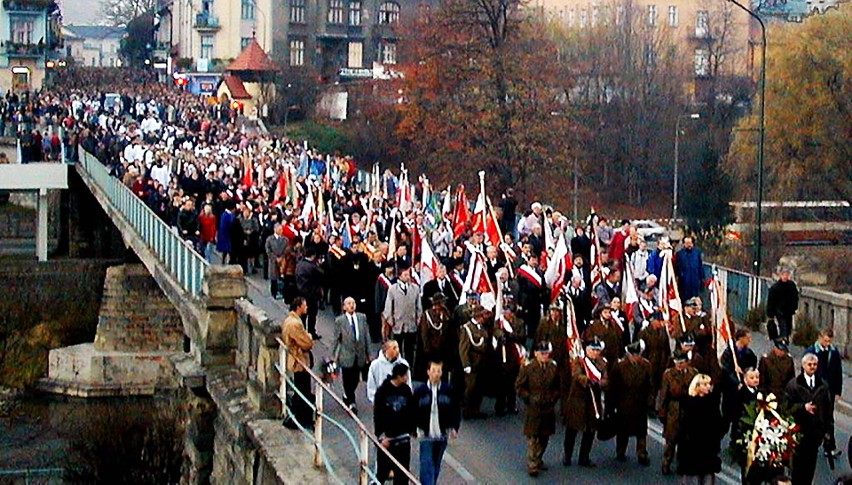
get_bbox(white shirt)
[347,312,359,341]
[806,374,815,388]
[428,382,441,438]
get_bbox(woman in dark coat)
[677,373,723,484]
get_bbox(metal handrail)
[77,150,209,297]
[275,337,420,485]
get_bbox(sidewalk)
[748,329,852,416]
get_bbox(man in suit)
[383,265,422,365]
[786,353,833,485]
[805,328,843,455]
[421,264,460,311]
[332,297,371,413]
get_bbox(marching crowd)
[23,67,846,485]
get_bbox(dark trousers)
[419,438,448,485]
[463,372,483,417]
[792,433,821,485]
[495,367,519,414]
[616,433,648,459]
[305,297,319,336]
[341,365,361,406]
[776,315,792,338]
[270,278,282,298]
[376,437,411,485]
[292,371,314,428]
[394,332,416,367]
[563,429,595,463]
[367,311,383,343]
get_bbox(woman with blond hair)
[678,373,724,485]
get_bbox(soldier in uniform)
[516,341,561,477]
[673,333,721,383]
[682,297,713,358]
[758,338,795,402]
[459,305,491,419]
[610,340,653,466]
[493,296,526,416]
[535,302,570,373]
[639,311,671,414]
[563,338,607,468]
[583,304,624,373]
[659,349,698,475]
[417,293,454,382]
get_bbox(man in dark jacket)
[413,360,461,485]
[374,363,416,485]
[805,328,843,454]
[674,237,705,301]
[295,248,324,339]
[766,268,799,339]
[720,329,758,433]
[786,353,833,485]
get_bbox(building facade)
[63,25,124,68]
[156,0,427,83]
[0,0,61,92]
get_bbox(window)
[289,39,305,66]
[668,6,678,26]
[647,5,657,26]
[644,43,656,67]
[241,0,255,19]
[568,8,575,26]
[11,19,34,44]
[241,37,252,49]
[349,1,362,25]
[348,41,363,68]
[379,42,396,64]
[290,0,305,23]
[696,10,709,37]
[328,0,345,24]
[200,34,214,59]
[615,6,624,24]
[694,48,710,76]
[579,9,587,28]
[378,1,400,24]
[591,4,599,26]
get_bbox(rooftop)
[63,25,125,41]
[226,39,278,72]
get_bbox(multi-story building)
[62,25,124,68]
[533,0,755,99]
[0,0,61,92]
[156,0,428,83]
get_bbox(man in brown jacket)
[583,305,624,373]
[459,305,490,419]
[638,312,671,414]
[563,338,607,468]
[282,297,314,429]
[758,338,795,402]
[516,341,561,477]
[610,340,652,466]
[659,349,698,475]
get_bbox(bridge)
[4,150,851,484]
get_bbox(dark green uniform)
[758,351,795,401]
[516,358,561,474]
[639,324,671,411]
[610,356,652,462]
[659,364,698,472]
[459,320,490,418]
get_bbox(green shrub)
[743,305,766,332]
[286,121,354,155]
[792,314,819,348]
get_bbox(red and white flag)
[420,237,439,284]
[452,185,471,239]
[709,268,734,363]
[460,249,494,304]
[300,185,316,223]
[586,210,605,296]
[544,234,572,303]
[621,259,640,322]
[517,264,543,288]
[659,250,684,332]
[471,171,501,247]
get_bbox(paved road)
[246,274,852,484]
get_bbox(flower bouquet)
[729,392,800,478]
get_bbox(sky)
[61,0,101,25]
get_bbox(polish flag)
[471,171,501,247]
[659,249,684,332]
[242,155,253,187]
[300,186,316,223]
[420,238,439,284]
[709,270,734,363]
[621,260,640,322]
[452,185,471,239]
[273,171,288,202]
[544,234,572,302]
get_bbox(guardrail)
[0,467,64,483]
[275,337,420,485]
[78,150,208,296]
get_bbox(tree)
[727,6,852,203]
[119,12,155,68]
[681,142,734,247]
[360,0,577,199]
[100,0,157,27]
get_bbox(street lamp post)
[725,0,766,276]
[673,113,700,221]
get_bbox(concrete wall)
[799,288,852,356]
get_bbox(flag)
[274,171,288,202]
[709,268,734,363]
[442,185,453,218]
[621,260,640,322]
[470,172,502,247]
[242,154,253,187]
[452,185,471,239]
[460,242,494,304]
[341,214,352,249]
[586,210,605,294]
[388,210,398,258]
[420,238,439,284]
[544,234,572,303]
[659,249,684,331]
[300,186,316,223]
[564,294,583,359]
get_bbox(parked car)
[633,219,669,241]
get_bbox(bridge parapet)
[235,299,282,417]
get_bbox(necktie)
[349,314,357,340]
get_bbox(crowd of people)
[21,66,846,485]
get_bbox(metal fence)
[705,263,773,324]
[275,337,420,485]
[78,150,208,297]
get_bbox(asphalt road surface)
[247,275,851,484]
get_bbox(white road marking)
[444,451,478,483]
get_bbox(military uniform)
[563,356,607,466]
[459,319,490,418]
[535,315,569,372]
[683,312,713,358]
[758,351,795,401]
[659,364,698,473]
[610,355,652,463]
[583,318,623,372]
[638,324,671,412]
[516,357,561,475]
[494,313,526,415]
[417,304,453,380]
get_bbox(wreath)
[728,392,800,474]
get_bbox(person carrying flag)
[563,337,607,468]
